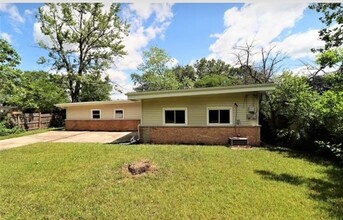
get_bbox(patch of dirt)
[122,159,158,177]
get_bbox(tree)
[131,47,181,91]
[171,65,196,89]
[261,72,319,147]
[132,47,246,91]
[0,39,20,68]
[309,3,343,51]
[37,3,129,102]
[80,73,112,102]
[0,39,21,105]
[11,71,68,112]
[234,42,287,84]
[192,58,241,88]
[314,90,343,161]
[309,4,343,74]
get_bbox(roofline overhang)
[55,100,140,109]
[127,83,275,100]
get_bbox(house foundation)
[139,126,261,146]
[65,120,140,131]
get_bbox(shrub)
[0,117,25,136]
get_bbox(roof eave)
[54,100,140,109]
[127,84,275,100]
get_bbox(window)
[91,109,101,119]
[164,109,187,125]
[114,109,124,119]
[208,108,231,125]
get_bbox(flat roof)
[127,83,275,100]
[55,100,140,109]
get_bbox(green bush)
[0,117,25,136]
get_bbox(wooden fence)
[9,112,53,130]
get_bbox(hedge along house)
[127,83,275,146]
[55,100,141,131]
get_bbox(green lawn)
[0,143,342,219]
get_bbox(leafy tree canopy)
[11,71,68,112]
[131,47,181,92]
[310,3,343,74]
[0,39,20,68]
[80,73,112,102]
[262,72,319,147]
[309,3,343,51]
[37,3,129,102]
[131,47,245,92]
[0,39,21,105]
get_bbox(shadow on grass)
[255,147,343,219]
[255,170,305,185]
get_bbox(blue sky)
[0,3,325,99]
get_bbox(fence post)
[38,112,41,129]
[17,114,20,128]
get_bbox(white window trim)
[114,109,125,119]
[207,107,233,126]
[163,108,188,126]
[91,109,101,120]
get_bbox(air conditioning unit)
[229,137,248,146]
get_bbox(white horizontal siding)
[66,102,141,120]
[142,93,259,126]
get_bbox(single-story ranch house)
[55,83,275,146]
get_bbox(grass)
[0,143,342,219]
[0,127,61,141]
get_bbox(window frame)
[162,108,188,126]
[114,109,125,119]
[91,109,101,120]
[207,107,232,126]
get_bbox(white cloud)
[107,3,174,98]
[288,65,336,77]
[166,57,178,68]
[275,29,324,59]
[209,2,307,64]
[106,69,135,100]
[24,9,34,15]
[33,22,54,48]
[0,32,12,43]
[0,4,25,24]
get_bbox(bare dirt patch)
[122,159,158,177]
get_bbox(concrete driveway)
[0,131,137,151]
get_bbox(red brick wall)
[139,126,261,146]
[65,120,140,131]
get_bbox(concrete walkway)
[0,131,136,151]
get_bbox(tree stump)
[128,160,151,175]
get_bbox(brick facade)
[65,120,140,131]
[139,126,261,146]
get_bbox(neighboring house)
[55,83,275,146]
[55,100,141,131]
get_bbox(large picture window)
[164,109,187,125]
[91,109,101,119]
[208,108,231,125]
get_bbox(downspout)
[137,123,141,141]
[234,103,238,137]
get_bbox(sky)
[0,2,326,99]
